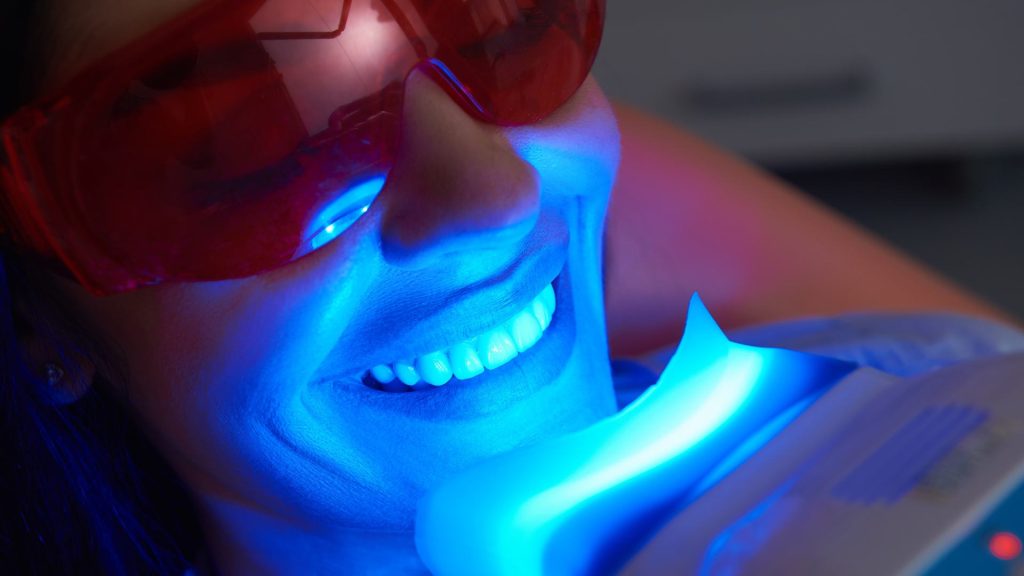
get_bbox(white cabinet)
[594,0,1024,165]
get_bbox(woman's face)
[49,0,621,534]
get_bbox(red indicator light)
[988,532,1022,561]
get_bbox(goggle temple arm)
[0,123,53,260]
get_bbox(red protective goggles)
[0,0,604,294]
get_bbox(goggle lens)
[0,0,604,293]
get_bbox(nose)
[378,68,541,268]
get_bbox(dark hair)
[1,3,203,574]
[0,254,204,575]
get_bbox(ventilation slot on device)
[831,405,987,505]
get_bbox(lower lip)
[320,268,578,421]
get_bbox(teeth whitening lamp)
[416,295,1024,575]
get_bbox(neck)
[197,496,429,576]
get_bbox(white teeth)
[508,310,542,353]
[416,351,453,386]
[531,298,550,331]
[540,283,556,316]
[365,281,557,389]
[370,364,396,384]
[478,327,519,370]
[449,342,485,380]
[394,361,420,386]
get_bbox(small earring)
[44,362,65,386]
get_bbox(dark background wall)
[593,0,1024,319]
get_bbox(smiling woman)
[1,0,618,574]
[2,1,1019,575]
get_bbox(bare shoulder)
[604,103,1015,356]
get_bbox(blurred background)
[592,0,1024,319]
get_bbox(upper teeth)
[366,283,557,389]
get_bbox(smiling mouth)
[363,280,557,392]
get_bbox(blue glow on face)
[308,176,386,251]
[415,294,857,576]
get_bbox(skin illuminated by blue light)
[309,176,385,251]
[416,295,856,576]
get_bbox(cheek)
[506,77,621,205]
[90,221,382,460]
[196,241,378,391]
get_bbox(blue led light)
[307,175,386,251]
[690,393,820,499]
[415,294,856,576]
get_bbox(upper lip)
[398,245,564,360]
[320,212,570,379]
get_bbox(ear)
[21,331,96,405]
